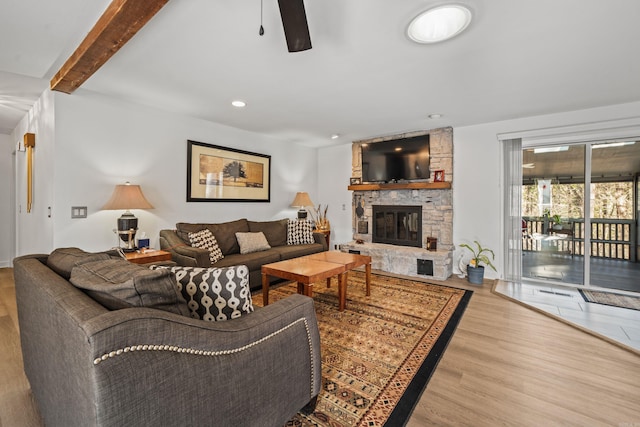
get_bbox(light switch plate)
[71,206,87,218]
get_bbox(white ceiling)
[2,0,640,147]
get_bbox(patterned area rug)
[579,289,640,311]
[254,271,472,426]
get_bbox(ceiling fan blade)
[277,0,312,52]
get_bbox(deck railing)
[522,217,637,261]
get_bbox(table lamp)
[102,182,154,252]
[290,192,314,219]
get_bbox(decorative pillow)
[235,232,271,254]
[69,259,190,317]
[151,265,253,321]
[287,219,315,245]
[188,229,224,264]
[47,247,115,279]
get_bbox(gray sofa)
[13,250,321,427]
[159,218,328,290]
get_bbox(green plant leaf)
[459,240,496,271]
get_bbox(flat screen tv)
[361,135,430,183]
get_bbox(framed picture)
[433,170,445,182]
[350,177,362,185]
[187,140,271,202]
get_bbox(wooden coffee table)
[305,252,371,310]
[262,251,371,311]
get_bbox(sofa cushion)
[69,259,190,316]
[209,251,281,272]
[151,265,253,321]
[248,219,288,247]
[235,232,271,254]
[287,219,315,245]
[176,219,250,255]
[47,247,115,280]
[273,243,325,260]
[188,229,224,263]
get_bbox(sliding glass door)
[519,139,640,291]
[588,141,639,291]
[522,144,585,285]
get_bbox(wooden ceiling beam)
[50,0,169,94]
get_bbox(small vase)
[316,219,330,231]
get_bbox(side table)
[313,229,331,250]
[124,249,172,265]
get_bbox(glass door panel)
[522,144,585,285]
[588,140,640,290]
[397,213,408,239]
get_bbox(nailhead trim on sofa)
[93,317,316,396]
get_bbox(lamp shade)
[290,192,314,208]
[102,183,154,210]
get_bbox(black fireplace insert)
[372,205,422,247]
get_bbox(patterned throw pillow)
[151,265,253,321]
[188,229,224,264]
[235,232,271,254]
[287,219,315,245]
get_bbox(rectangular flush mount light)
[533,146,569,154]
[592,141,636,149]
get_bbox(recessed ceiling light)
[331,134,340,139]
[428,113,442,119]
[231,100,246,108]
[407,5,472,44]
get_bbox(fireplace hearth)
[372,205,422,248]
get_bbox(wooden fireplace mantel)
[348,182,451,191]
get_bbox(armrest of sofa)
[313,231,329,251]
[159,229,211,267]
[82,294,321,426]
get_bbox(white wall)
[12,89,318,255]
[318,101,640,280]
[0,134,14,267]
[317,143,353,249]
[11,90,56,257]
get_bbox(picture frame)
[433,170,445,182]
[350,177,362,185]
[187,140,271,202]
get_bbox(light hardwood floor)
[1,267,639,426]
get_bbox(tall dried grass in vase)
[309,204,330,230]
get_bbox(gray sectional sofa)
[13,249,321,427]
[159,218,328,290]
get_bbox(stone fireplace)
[341,127,454,281]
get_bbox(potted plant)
[459,240,496,284]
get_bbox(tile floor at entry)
[495,280,640,352]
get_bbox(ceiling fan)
[275,0,312,52]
